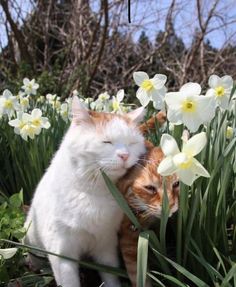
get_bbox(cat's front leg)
[48,254,80,287]
[93,235,121,287]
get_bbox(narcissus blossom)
[206,75,233,109]
[22,78,39,96]
[112,89,124,112]
[9,109,50,141]
[165,83,215,132]
[60,103,70,122]
[158,132,210,186]
[19,95,30,111]
[133,71,167,108]
[0,89,19,118]
[98,92,110,102]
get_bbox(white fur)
[24,98,145,287]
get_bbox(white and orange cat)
[24,97,146,287]
[118,142,179,287]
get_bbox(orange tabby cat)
[118,121,179,287]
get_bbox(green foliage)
[0,191,27,284]
[0,190,26,244]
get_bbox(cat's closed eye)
[144,185,157,194]
[103,141,112,144]
[129,142,139,145]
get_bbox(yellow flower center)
[19,121,26,129]
[215,86,225,97]
[4,100,13,109]
[112,100,120,111]
[32,119,41,127]
[179,158,192,169]
[141,80,154,92]
[22,124,36,136]
[20,98,28,106]
[182,100,196,113]
[27,84,33,90]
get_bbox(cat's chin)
[106,167,127,180]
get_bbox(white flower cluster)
[9,109,50,141]
[0,78,51,141]
[133,71,235,186]
[134,72,234,133]
[87,89,132,113]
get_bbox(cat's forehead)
[89,111,139,138]
[89,110,131,126]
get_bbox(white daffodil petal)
[182,113,202,132]
[31,109,42,118]
[183,132,207,156]
[160,134,180,156]
[8,119,20,127]
[133,71,149,86]
[23,78,30,85]
[0,248,17,259]
[221,75,233,89]
[153,98,164,110]
[217,95,230,109]
[157,156,178,176]
[180,83,201,97]
[22,113,31,122]
[167,108,182,124]
[136,88,150,107]
[151,74,167,89]
[197,95,216,123]
[205,89,215,98]
[42,118,51,129]
[116,90,124,102]
[177,169,197,186]
[165,92,183,109]
[150,89,161,103]
[3,89,13,98]
[208,75,220,89]
[192,158,210,178]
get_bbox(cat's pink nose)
[118,153,129,161]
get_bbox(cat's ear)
[126,107,146,123]
[72,96,92,125]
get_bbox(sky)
[0,0,236,51]
[128,0,236,48]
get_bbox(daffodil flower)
[0,248,17,260]
[9,109,50,141]
[60,103,70,122]
[22,78,39,96]
[9,112,31,137]
[9,112,39,140]
[206,75,233,109]
[133,71,167,108]
[111,89,124,112]
[19,95,30,111]
[165,83,215,132]
[0,89,19,118]
[31,109,50,133]
[98,92,110,102]
[158,132,210,186]
[46,94,61,110]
